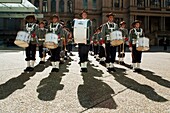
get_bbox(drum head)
[14,40,29,48]
[110,40,123,46]
[45,42,58,49]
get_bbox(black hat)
[132,20,141,26]
[120,21,126,25]
[106,12,115,17]
[25,15,36,21]
[79,10,88,17]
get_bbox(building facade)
[1,0,170,45]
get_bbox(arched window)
[83,0,88,9]
[92,0,96,9]
[92,19,97,32]
[51,0,56,12]
[114,0,120,8]
[137,0,145,7]
[150,0,161,7]
[67,0,73,13]
[34,0,39,8]
[42,0,48,12]
[59,0,64,12]
[166,0,170,7]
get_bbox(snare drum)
[110,30,123,46]
[44,33,58,49]
[14,31,30,48]
[136,37,149,51]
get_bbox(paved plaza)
[0,46,170,113]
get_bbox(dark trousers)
[39,45,47,58]
[50,47,61,62]
[89,44,93,51]
[25,43,36,61]
[132,45,142,63]
[118,43,126,58]
[99,45,105,58]
[67,43,72,52]
[93,45,99,55]
[78,44,89,62]
[105,43,117,63]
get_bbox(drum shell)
[14,31,30,48]
[110,30,123,46]
[136,37,149,51]
[45,33,58,49]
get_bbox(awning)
[0,0,37,12]
[0,0,43,18]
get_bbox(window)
[51,0,56,12]
[42,0,48,12]
[150,0,160,7]
[114,0,120,8]
[67,0,73,13]
[59,0,64,12]
[83,0,88,9]
[166,0,170,7]
[137,0,145,7]
[92,0,97,9]
[34,0,39,8]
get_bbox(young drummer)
[48,15,64,72]
[24,15,38,72]
[118,21,129,65]
[101,12,118,72]
[129,20,144,72]
[35,21,47,64]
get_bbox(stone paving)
[0,48,170,113]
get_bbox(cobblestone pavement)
[0,49,170,113]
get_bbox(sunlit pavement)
[0,48,170,113]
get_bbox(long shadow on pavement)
[36,59,70,101]
[77,63,118,110]
[0,60,51,100]
[136,69,170,88]
[111,67,168,102]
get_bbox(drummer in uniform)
[92,27,101,60]
[47,14,64,72]
[101,12,118,72]
[129,20,144,72]
[35,20,47,64]
[118,21,129,65]
[24,15,38,72]
[72,10,93,72]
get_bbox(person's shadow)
[0,71,36,100]
[111,67,168,102]
[77,63,118,109]
[34,59,51,72]
[36,59,70,101]
[137,69,170,88]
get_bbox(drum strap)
[134,28,143,37]
[107,23,116,32]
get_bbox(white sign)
[0,0,22,3]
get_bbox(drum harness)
[133,28,143,47]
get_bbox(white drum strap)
[50,23,59,33]
[134,28,143,37]
[107,23,116,32]
[26,23,36,33]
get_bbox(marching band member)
[101,12,118,72]
[92,27,101,60]
[129,20,144,72]
[48,15,64,72]
[24,15,38,72]
[118,21,129,65]
[66,28,74,56]
[73,10,93,72]
[35,21,47,64]
[60,20,69,62]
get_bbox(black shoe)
[120,61,125,65]
[55,68,59,72]
[70,53,74,56]
[51,68,56,72]
[39,61,45,64]
[24,67,30,72]
[81,68,87,72]
[107,68,111,72]
[99,61,105,65]
[29,67,34,72]
[110,68,116,72]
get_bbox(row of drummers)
[14,11,150,73]
[89,13,149,72]
[14,14,74,72]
